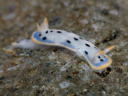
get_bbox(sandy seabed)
[0,0,128,96]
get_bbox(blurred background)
[0,0,128,96]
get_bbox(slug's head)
[31,18,54,44]
[90,46,116,71]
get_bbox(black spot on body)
[100,59,104,62]
[39,33,42,37]
[57,31,62,33]
[50,30,53,32]
[85,43,90,47]
[74,37,78,41]
[42,37,47,40]
[85,51,88,55]
[98,56,101,59]
[66,40,71,44]
[45,31,48,34]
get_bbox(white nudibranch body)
[31,18,115,71]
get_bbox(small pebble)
[59,81,71,89]
[3,13,16,20]
[79,19,89,25]
[109,10,119,15]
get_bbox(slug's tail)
[96,45,116,56]
[104,45,116,54]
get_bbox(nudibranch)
[31,18,116,71]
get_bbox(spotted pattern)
[32,28,112,70]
